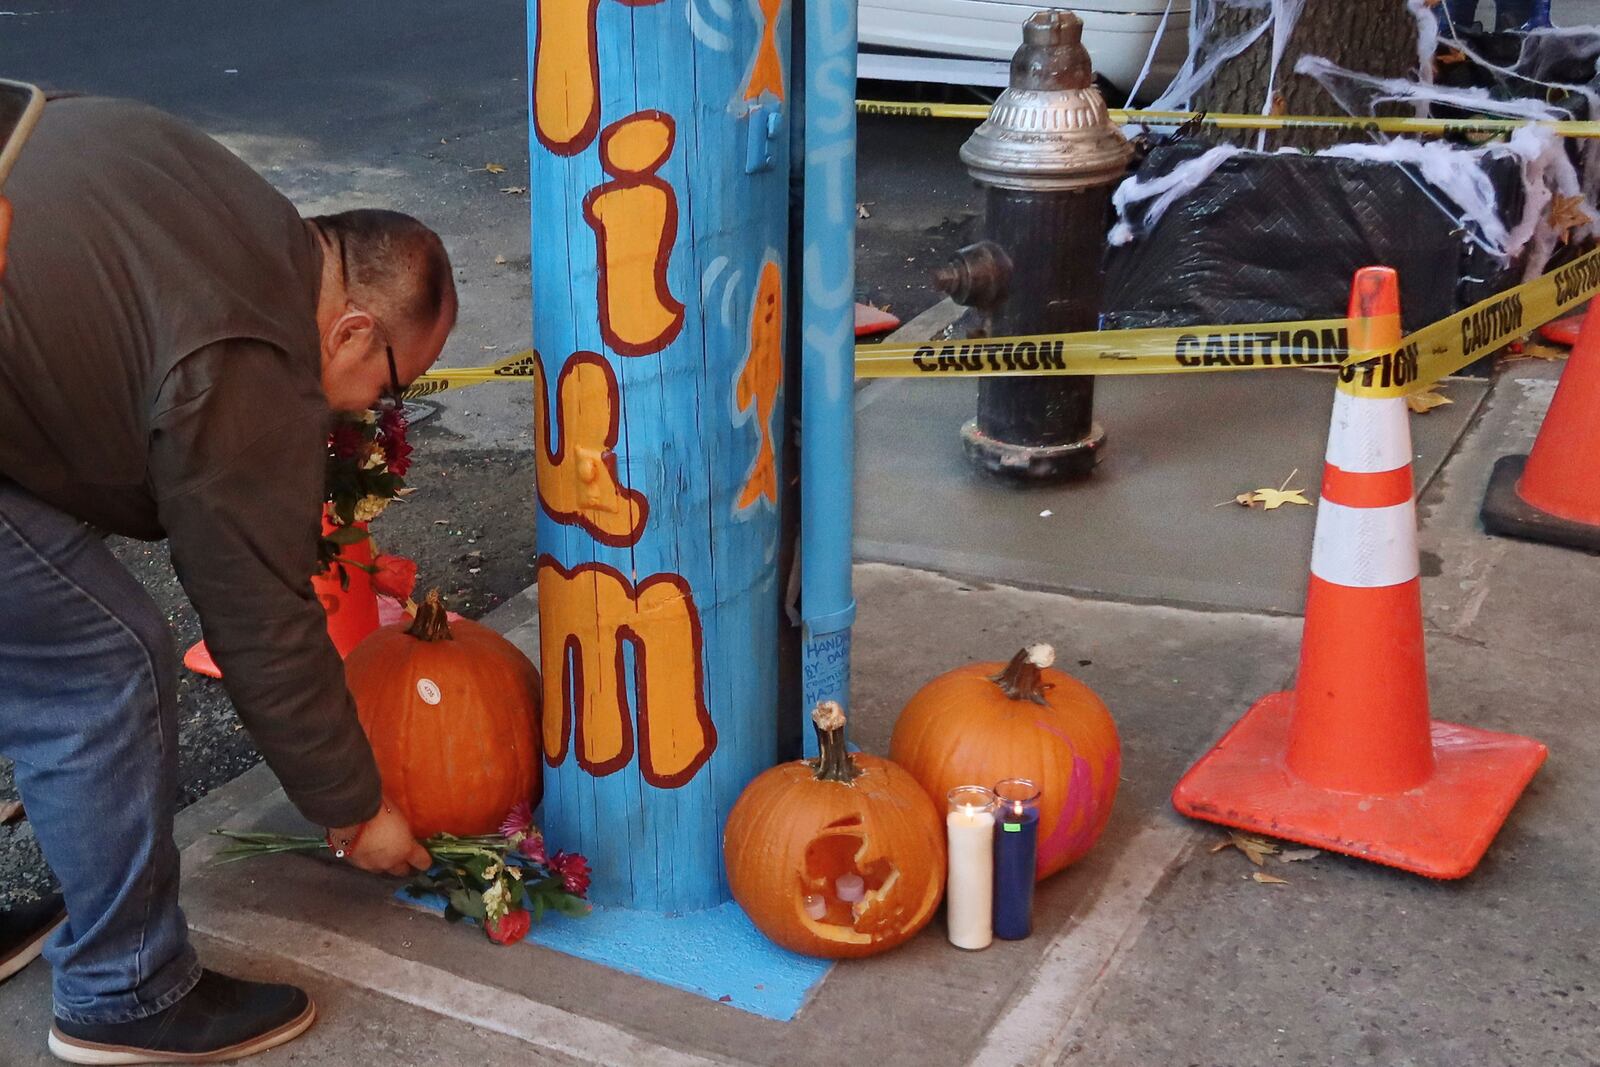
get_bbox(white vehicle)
[858,0,1191,101]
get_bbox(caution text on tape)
[853,246,1600,398]
[406,251,1600,403]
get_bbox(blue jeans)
[1437,0,1551,30]
[0,480,201,1024]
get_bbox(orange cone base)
[1480,454,1600,553]
[1172,692,1547,879]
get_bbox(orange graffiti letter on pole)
[533,352,648,545]
[735,260,783,510]
[583,112,686,357]
[533,0,601,155]
[742,0,786,101]
[538,557,717,788]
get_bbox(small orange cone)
[1481,299,1600,551]
[1537,309,1584,347]
[853,302,901,338]
[1173,267,1547,879]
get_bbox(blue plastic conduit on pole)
[796,0,858,756]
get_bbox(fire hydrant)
[936,9,1132,481]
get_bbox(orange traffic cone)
[1481,298,1600,551]
[1172,267,1547,879]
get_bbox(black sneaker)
[48,968,316,1065]
[0,892,66,983]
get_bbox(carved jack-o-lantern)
[724,703,946,958]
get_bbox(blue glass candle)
[992,778,1041,940]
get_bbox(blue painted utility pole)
[527,0,792,912]
[795,0,859,757]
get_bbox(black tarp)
[1101,142,1527,334]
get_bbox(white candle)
[946,801,996,950]
[835,873,865,903]
[803,894,827,920]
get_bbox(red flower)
[499,801,534,840]
[485,909,531,945]
[551,851,591,897]
[379,405,408,438]
[518,833,547,866]
[371,554,417,602]
[328,423,365,459]
[383,432,413,477]
[378,410,413,476]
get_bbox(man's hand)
[330,797,430,876]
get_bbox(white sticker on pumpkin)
[416,678,442,705]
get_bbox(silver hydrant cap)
[960,9,1134,191]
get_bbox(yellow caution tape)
[408,251,1600,403]
[854,246,1600,398]
[855,99,1600,139]
[404,349,538,400]
[854,318,1353,379]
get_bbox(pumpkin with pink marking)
[889,644,1119,880]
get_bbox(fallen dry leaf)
[1222,469,1312,510]
[1548,193,1591,243]
[1231,831,1278,866]
[0,800,23,825]
[1520,342,1569,361]
[1252,871,1290,885]
[1213,831,1279,866]
[856,203,872,219]
[494,254,508,265]
[1405,387,1453,414]
[1251,487,1312,510]
[500,186,528,195]
[484,162,507,174]
[1278,848,1321,863]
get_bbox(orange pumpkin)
[724,703,946,959]
[345,590,542,838]
[890,644,1119,881]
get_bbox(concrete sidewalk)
[4,361,1596,1066]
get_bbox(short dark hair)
[308,209,456,338]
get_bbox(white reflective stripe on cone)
[1310,499,1421,588]
[1324,393,1412,474]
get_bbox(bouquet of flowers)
[213,802,590,945]
[320,406,414,584]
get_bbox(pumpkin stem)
[810,701,862,784]
[990,644,1055,705]
[406,589,454,642]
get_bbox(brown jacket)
[0,97,380,827]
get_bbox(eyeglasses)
[377,344,405,413]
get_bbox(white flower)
[482,879,511,922]
[352,495,390,523]
[360,441,388,471]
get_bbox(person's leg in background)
[0,479,201,1024]
[1496,0,1552,28]
[1438,0,1480,31]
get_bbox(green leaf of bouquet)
[553,893,591,917]
[449,888,487,920]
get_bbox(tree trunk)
[1194,0,1421,149]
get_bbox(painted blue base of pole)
[397,890,832,1021]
